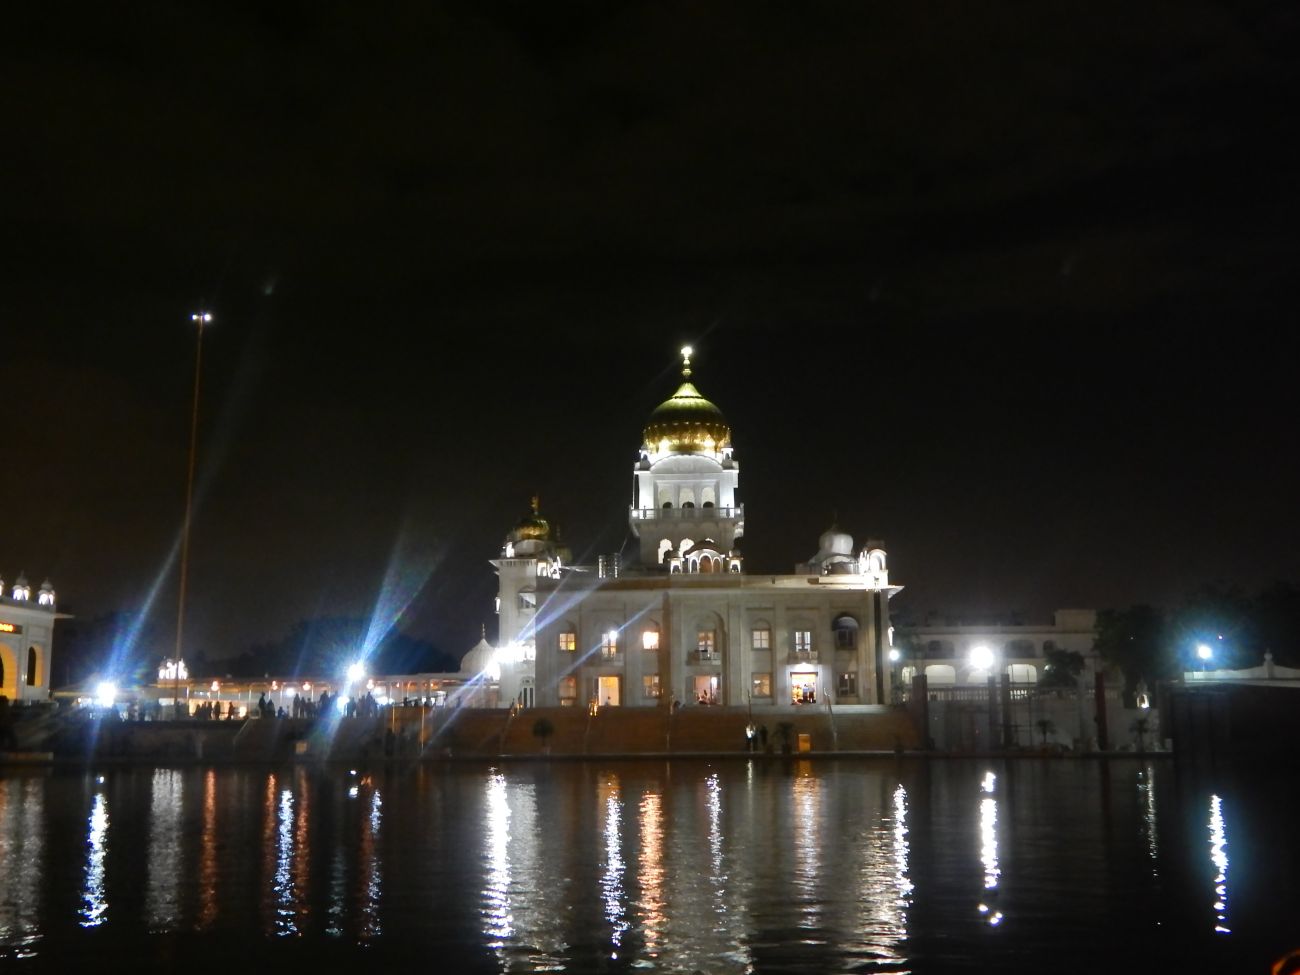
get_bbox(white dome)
[460,637,497,676]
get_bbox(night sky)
[5,2,1298,668]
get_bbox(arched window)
[832,615,860,650]
[26,646,38,686]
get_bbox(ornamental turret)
[630,347,743,572]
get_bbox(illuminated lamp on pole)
[1197,643,1213,674]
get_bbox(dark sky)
[4,2,1298,666]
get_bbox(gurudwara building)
[488,348,903,712]
[0,572,63,704]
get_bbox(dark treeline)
[49,613,458,688]
[1096,580,1300,692]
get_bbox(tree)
[1094,605,1171,693]
[1036,718,1056,746]
[1169,582,1255,671]
[1040,647,1085,688]
[1252,581,1300,668]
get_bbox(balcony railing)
[788,649,818,664]
[630,506,743,521]
[692,650,721,664]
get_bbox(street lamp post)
[1197,643,1213,675]
[174,311,211,717]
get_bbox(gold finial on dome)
[531,495,540,515]
[680,345,693,377]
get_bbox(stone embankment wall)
[11,704,923,762]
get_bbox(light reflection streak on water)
[273,788,299,935]
[1208,794,1230,934]
[977,771,1003,926]
[854,782,912,964]
[0,778,44,948]
[600,774,629,953]
[146,769,182,930]
[1138,766,1158,875]
[893,784,915,920]
[482,772,512,948]
[80,786,109,928]
[793,765,823,933]
[359,788,382,940]
[293,769,312,930]
[260,774,278,935]
[637,792,666,959]
[198,770,218,930]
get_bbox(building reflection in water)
[80,779,109,928]
[274,781,299,935]
[482,771,512,949]
[359,785,382,940]
[599,773,629,956]
[850,779,912,965]
[480,769,553,970]
[978,770,1003,926]
[0,777,44,950]
[1138,765,1158,876]
[1208,794,1230,935]
[636,790,666,960]
[197,769,219,930]
[793,761,824,935]
[146,769,183,930]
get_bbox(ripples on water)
[1,758,1296,974]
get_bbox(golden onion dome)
[514,496,551,541]
[642,347,731,454]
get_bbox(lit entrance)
[693,674,719,705]
[791,671,818,705]
[597,675,621,707]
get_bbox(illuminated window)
[642,628,660,651]
[752,627,771,650]
[751,673,772,697]
[795,631,812,653]
[559,630,577,653]
[643,674,661,698]
[601,630,619,658]
[838,672,857,696]
[697,631,716,656]
[559,677,577,705]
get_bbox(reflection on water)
[482,771,511,948]
[0,777,43,952]
[1208,794,1230,935]
[637,790,666,959]
[978,769,1003,926]
[146,769,183,930]
[599,773,628,955]
[80,782,108,928]
[1139,764,1159,876]
[0,759,1293,973]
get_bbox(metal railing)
[630,506,742,521]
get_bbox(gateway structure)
[489,348,902,711]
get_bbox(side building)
[0,573,65,704]
[492,347,903,711]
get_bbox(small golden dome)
[514,496,551,541]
